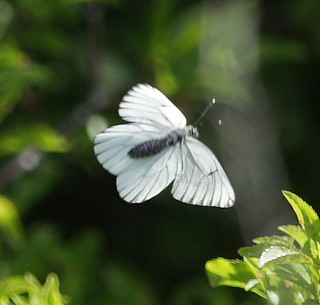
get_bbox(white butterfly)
[94,84,235,207]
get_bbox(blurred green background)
[0,0,319,304]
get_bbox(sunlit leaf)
[278,225,308,247]
[266,289,296,305]
[0,274,39,299]
[282,191,319,227]
[41,273,68,305]
[0,273,67,305]
[205,258,266,298]
[307,239,320,265]
[238,244,266,259]
[273,264,312,287]
[259,246,313,268]
[245,279,260,291]
[253,235,296,250]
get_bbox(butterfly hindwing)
[116,144,180,203]
[94,122,181,203]
[172,137,235,207]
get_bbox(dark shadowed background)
[0,0,319,304]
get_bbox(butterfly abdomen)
[128,130,185,158]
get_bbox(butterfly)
[94,84,235,207]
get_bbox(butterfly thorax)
[128,125,198,158]
[186,125,199,138]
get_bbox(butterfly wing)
[94,123,166,175]
[119,84,187,129]
[95,83,235,206]
[116,145,180,203]
[94,123,180,203]
[171,137,235,207]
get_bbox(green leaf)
[205,258,266,298]
[0,43,52,123]
[0,274,39,298]
[0,194,25,246]
[266,289,296,305]
[238,244,266,259]
[278,225,308,247]
[253,235,296,249]
[307,239,320,265]
[41,273,67,305]
[273,264,312,288]
[259,246,313,268]
[282,191,319,228]
[0,124,69,155]
[207,192,320,303]
[0,273,67,305]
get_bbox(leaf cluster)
[0,273,67,305]
[206,191,320,305]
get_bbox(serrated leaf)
[307,239,320,264]
[205,258,266,298]
[238,244,266,259]
[278,225,308,247]
[282,191,319,227]
[254,235,296,249]
[259,246,313,268]
[274,264,312,287]
[242,256,260,273]
[206,258,252,287]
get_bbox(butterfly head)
[186,125,199,138]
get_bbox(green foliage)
[0,124,69,155]
[0,42,52,123]
[0,194,24,247]
[0,273,67,305]
[206,191,320,304]
[0,0,319,304]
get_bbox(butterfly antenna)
[194,98,216,127]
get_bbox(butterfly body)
[128,128,185,158]
[94,84,235,207]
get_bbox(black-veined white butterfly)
[94,84,235,207]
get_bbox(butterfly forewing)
[94,123,167,175]
[119,84,187,129]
